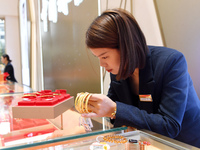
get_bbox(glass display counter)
[0,81,34,95]
[0,92,106,149]
[0,92,199,150]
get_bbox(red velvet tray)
[12,89,74,119]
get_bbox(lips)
[106,69,112,72]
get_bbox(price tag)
[79,117,93,132]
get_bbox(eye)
[102,56,108,59]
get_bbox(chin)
[111,71,118,75]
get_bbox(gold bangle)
[40,95,54,98]
[81,92,89,113]
[77,93,85,113]
[85,93,92,113]
[23,94,37,98]
[75,92,83,113]
[75,92,92,114]
[75,92,88,113]
[103,135,127,144]
[53,93,61,95]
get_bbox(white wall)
[0,0,18,16]
[0,0,22,84]
[5,16,22,84]
[133,0,163,46]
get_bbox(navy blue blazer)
[4,62,17,82]
[108,46,200,148]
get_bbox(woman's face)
[90,48,120,75]
[1,56,6,64]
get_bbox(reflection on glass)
[0,81,34,95]
[40,0,101,97]
[41,0,85,32]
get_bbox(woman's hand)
[81,94,116,118]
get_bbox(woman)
[1,54,17,82]
[82,9,200,148]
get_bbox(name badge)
[139,94,152,102]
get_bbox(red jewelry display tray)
[12,89,74,119]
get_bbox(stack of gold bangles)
[75,92,92,113]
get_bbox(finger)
[87,94,101,102]
[81,113,98,118]
[88,101,98,108]
[87,103,98,113]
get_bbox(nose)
[99,59,107,67]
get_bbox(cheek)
[114,57,120,69]
[111,60,120,73]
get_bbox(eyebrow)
[97,52,107,57]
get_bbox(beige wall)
[155,0,200,99]
[0,0,22,84]
[100,0,163,46]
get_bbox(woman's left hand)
[81,94,116,118]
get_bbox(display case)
[0,86,199,150]
[0,84,57,149]
[1,126,199,150]
[0,87,106,149]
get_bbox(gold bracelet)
[75,92,92,113]
[53,93,61,96]
[81,92,89,113]
[85,93,92,113]
[23,94,37,98]
[103,135,127,144]
[40,95,54,98]
[75,92,83,113]
[78,93,85,113]
[110,107,116,119]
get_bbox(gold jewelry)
[103,135,127,144]
[75,92,92,113]
[110,107,116,119]
[77,93,84,113]
[80,92,89,113]
[85,93,92,113]
[23,94,37,98]
[53,93,61,95]
[75,92,83,112]
[40,95,54,98]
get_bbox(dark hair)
[86,8,149,80]
[2,54,12,62]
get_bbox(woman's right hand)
[81,94,116,118]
